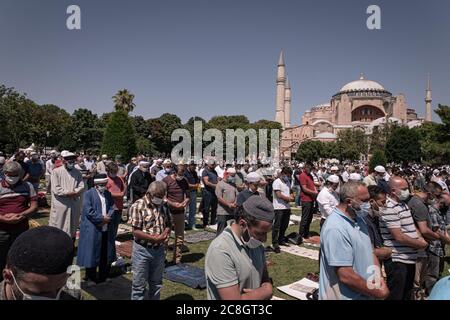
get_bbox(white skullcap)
[331,166,339,171]
[139,161,150,166]
[327,175,340,184]
[374,165,386,173]
[61,150,75,158]
[349,173,361,181]
[102,154,108,159]
[246,172,262,183]
[433,169,440,175]
[163,159,172,165]
[0,157,5,164]
[226,167,236,174]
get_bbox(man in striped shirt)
[129,181,171,300]
[379,176,428,300]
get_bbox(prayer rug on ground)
[277,278,319,300]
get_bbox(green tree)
[369,149,387,172]
[112,89,136,113]
[102,110,137,161]
[60,108,103,153]
[386,127,421,165]
[336,129,368,161]
[295,140,323,162]
[321,141,340,159]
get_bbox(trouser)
[424,253,444,295]
[319,218,326,231]
[293,185,301,207]
[272,209,291,247]
[216,215,234,236]
[202,190,218,227]
[85,231,111,283]
[131,243,165,300]
[171,213,185,264]
[0,229,24,282]
[412,256,428,299]
[186,190,197,228]
[45,175,51,193]
[384,259,416,300]
[299,201,314,240]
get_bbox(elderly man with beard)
[49,151,85,241]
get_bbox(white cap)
[374,165,386,174]
[226,167,236,174]
[139,161,150,166]
[61,150,76,158]
[0,157,5,164]
[163,159,172,165]
[331,166,339,171]
[246,172,262,183]
[349,173,362,181]
[102,154,108,159]
[299,163,304,168]
[433,169,440,175]
[327,175,340,184]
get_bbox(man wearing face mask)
[205,195,274,300]
[156,159,173,181]
[26,152,44,192]
[1,226,78,300]
[317,175,340,230]
[408,183,442,299]
[374,166,390,194]
[77,174,117,285]
[271,167,294,253]
[379,176,428,300]
[363,186,392,263]
[424,192,450,296]
[129,181,171,300]
[45,151,58,194]
[49,151,85,240]
[215,167,239,236]
[163,163,190,264]
[0,161,38,281]
[129,160,154,203]
[236,172,262,207]
[319,182,389,300]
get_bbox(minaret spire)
[275,49,286,128]
[284,77,291,128]
[425,73,432,122]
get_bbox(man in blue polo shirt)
[319,181,389,300]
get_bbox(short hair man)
[319,182,389,300]
[205,195,274,300]
[1,226,76,300]
[379,176,428,300]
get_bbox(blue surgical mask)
[358,201,371,218]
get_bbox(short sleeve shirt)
[272,178,290,210]
[202,168,218,192]
[205,225,266,300]
[319,208,374,300]
[299,172,316,202]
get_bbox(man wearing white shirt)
[317,175,340,229]
[45,150,58,194]
[271,167,294,253]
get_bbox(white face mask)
[10,272,63,300]
[152,197,164,206]
[397,189,410,202]
[96,185,106,193]
[5,176,20,186]
[241,228,263,249]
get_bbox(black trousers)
[272,209,291,247]
[299,201,314,240]
[0,229,24,282]
[216,215,235,236]
[85,231,111,283]
[384,259,416,300]
[424,253,444,295]
[202,189,218,227]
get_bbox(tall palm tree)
[112,89,136,113]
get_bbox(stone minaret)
[284,78,291,128]
[425,74,432,122]
[275,50,286,128]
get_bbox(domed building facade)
[276,51,432,159]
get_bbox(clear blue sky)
[1,0,449,124]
